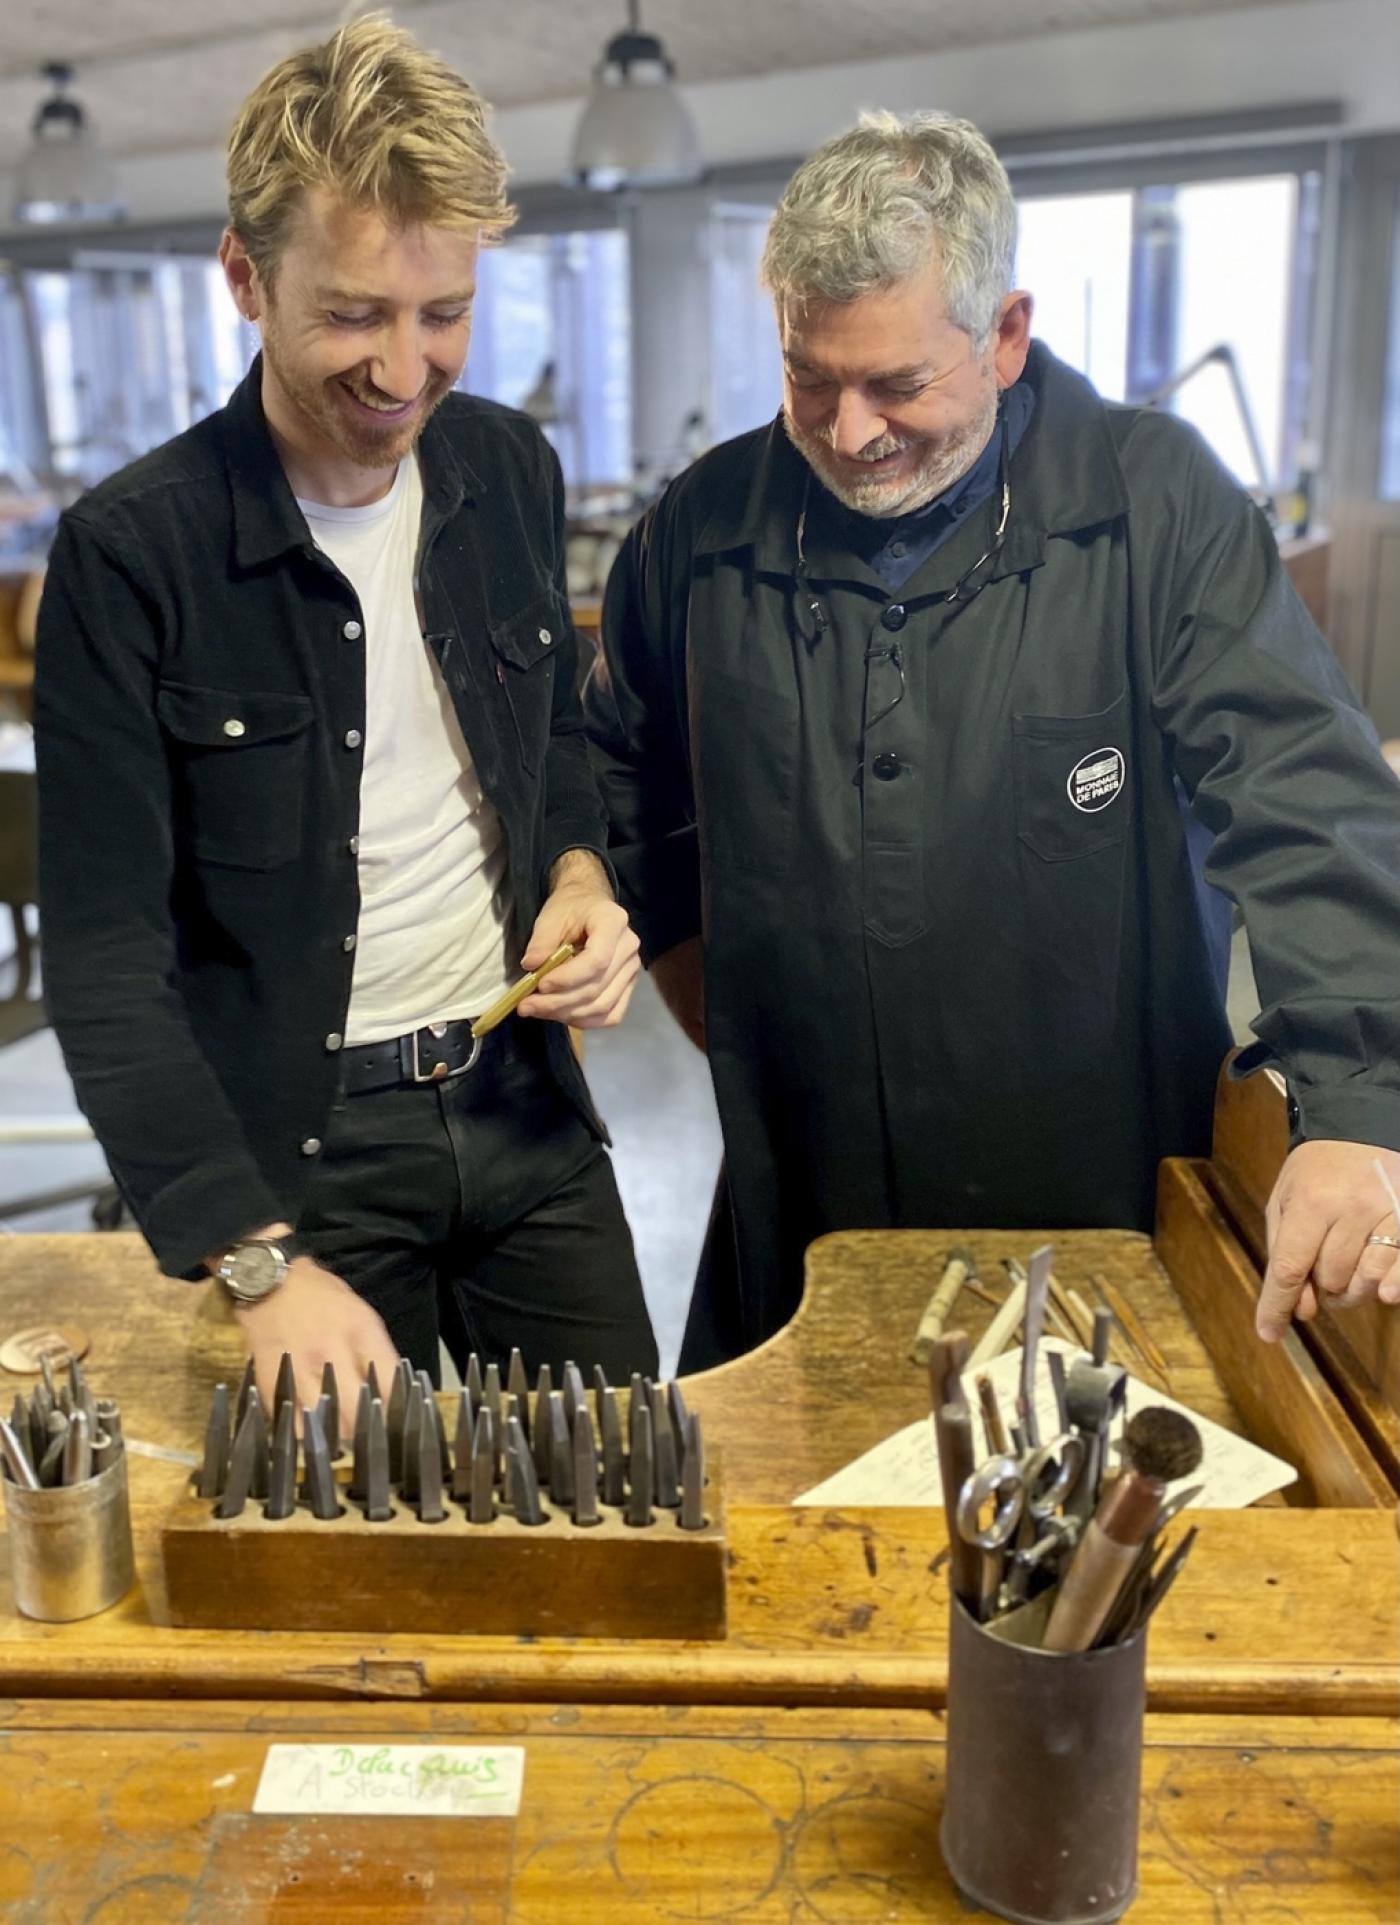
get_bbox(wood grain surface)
[0,1699,1392,1923]
[686,1226,1267,1503]
[162,1466,729,1639]
[1207,1058,1400,1484]
[0,1491,1395,1714]
[1156,1160,1395,1506]
[0,1226,1278,1509]
[0,1235,1396,1714]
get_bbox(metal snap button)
[300,1138,322,1156]
[222,718,245,738]
[342,619,362,641]
[538,628,553,646]
[324,1033,343,1052]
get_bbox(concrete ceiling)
[0,0,1333,169]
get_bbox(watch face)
[227,1242,284,1300]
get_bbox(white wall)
[1,0,1397,233]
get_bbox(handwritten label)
[253,1744,525,1818]
[794,1337,1297,1510]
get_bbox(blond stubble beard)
[261,312,455,473]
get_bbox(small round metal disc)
[0,1324,91,1375]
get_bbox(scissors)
[956,1432,1088,1552]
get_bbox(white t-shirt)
[297,456,514,1044]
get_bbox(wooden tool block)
[161,1453,727,1640]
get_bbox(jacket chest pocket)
[1013,691,1131,862]
[157,683,314,871]
[490,590,564,775]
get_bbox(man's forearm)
[548,847,614,895]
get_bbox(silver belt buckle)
[411,1021,481,1083]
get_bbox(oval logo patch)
[1067,745,1125,813]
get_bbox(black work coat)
[35,360,608,1280]
[586,343,1400,1364]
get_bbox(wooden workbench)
[0,1700,1392,1922]
[0,1232,1394,1717]
[0,1221,1383,1508]
[0,1229,1395,1920]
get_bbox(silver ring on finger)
[1365,1233,1400,1248]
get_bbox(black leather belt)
[340,1018,483,1096]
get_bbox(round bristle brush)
[1043,1406,1203,1653]
[1123,1407,1203,1486]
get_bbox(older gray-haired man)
[586,111,1400,1369]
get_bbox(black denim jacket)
[35,358,609,1278]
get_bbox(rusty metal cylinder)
[941,1595,1147,1924]
[4,1451,134,1621]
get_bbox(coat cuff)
[1289,1083,1400,1156]
[136,1161,287,1282]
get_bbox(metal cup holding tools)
[4,1448,135,1622]
[940,1596,1146,1925]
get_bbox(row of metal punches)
[195,1350,710,1531]
[931,1246,1204,1652]
[0,1352,123,1490]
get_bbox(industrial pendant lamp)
[12,63,125,225]
[571,1,703,192]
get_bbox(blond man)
[588,112,1400,1368]
[36,16,656,1410]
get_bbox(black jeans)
[298,1020,657,1387]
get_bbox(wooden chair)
[0,768,45,1047]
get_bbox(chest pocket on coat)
[490,590,564,775]
[1013,690,1131,862]
[157,683,313,872]
[1008,689,1131,1063]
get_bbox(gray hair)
[760,110,1017,349]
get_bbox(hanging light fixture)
[12,63,126,226]
[571,1,703,192]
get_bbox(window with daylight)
[1014,168,1318,493]
[0,276,49,490]
[1016,192,1135,402]
[709,201,783,445]
[1380,198,1400,503]
[12,259,257,490]
[467,228,632,489]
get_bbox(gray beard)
[785,395,999,520]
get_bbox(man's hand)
[517,850,641,1030]
[650,934,706,1052]
[214,1222,400,1416]
[1256,1139,1400,1341]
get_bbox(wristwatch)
[214,1234,308,1305]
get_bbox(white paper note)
[794,1337,1297,1510]
[253,1744,525,1818]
